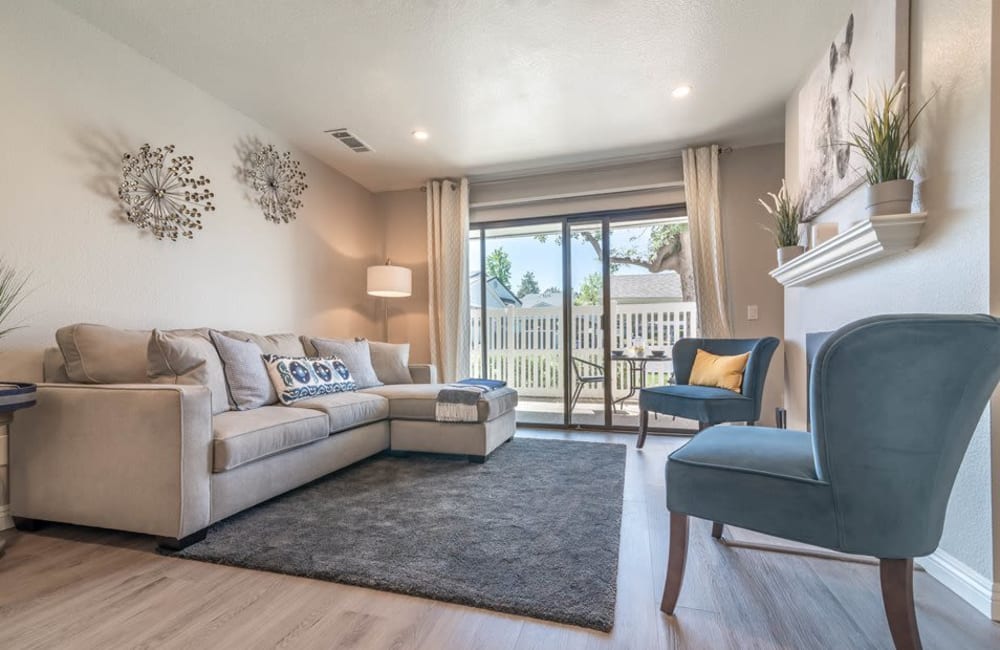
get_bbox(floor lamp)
[367,260,412,341]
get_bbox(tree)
[535,223,695,301]
[575,272,603,306]
[485,247,512,288]
[516,271,540,299]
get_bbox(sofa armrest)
[408,364,437,384]
[10,382,213,539]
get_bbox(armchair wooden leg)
[660,512,689,615]
[637,410,649,448]
[879,558,922,650]
[711,522,724,539]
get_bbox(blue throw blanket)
[435,378,507,422]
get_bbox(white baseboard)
[0,505,12,531]
[918,550,1000,621]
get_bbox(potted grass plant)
[850,72,930,217]
[759,180,804,265]
[0,259,29,344]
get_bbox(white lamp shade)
[367,264,412,298]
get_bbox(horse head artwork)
[801,13,856,219]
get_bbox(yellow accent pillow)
[689,349,750,392]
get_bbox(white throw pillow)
[263,355,357,405]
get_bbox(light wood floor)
[1,429,998,649]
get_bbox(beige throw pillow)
[210,331,277,410]
[55,323,151,384]
[367,341,412,385]
[147,328,231,414]
[310,338,382,389]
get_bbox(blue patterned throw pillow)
[262,354,357,404]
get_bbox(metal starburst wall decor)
[244,144,308,224]
[118,144,215,241]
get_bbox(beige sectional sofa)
[10,325,517,549]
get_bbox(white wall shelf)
[769,212,928,287]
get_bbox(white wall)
[784,0,995,605]
[0,1,383,381]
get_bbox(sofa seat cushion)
[359,384,518,423]
[212,406,330,472]
[294,391,390,433]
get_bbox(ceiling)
[56,1,848,192]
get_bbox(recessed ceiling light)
[412,129,430,141]
[672,85,692,99]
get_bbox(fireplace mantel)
[769,212,928,288]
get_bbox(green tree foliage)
[575,272,603,306]
[516,271,540,299]
[485,247,512,288]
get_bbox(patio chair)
[570,356,604,413]
[636,336,779,448]
[659,314,1000,650]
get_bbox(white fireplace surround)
[770,212,928,287]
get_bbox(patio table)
[611,354,671,411]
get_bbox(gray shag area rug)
[172,437,626,631]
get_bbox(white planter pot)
[777,245,804,266]
[866,179,914,217]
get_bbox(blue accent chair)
[636,336,780,448]
[660,314,1000,650]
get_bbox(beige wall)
[377,189,431,362]
[0,1,383,382]
[783,0,996,601]
[719,144,786,425]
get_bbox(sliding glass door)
[469,207,697,432]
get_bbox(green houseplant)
[759,180,805,265]
[849,72,930,217]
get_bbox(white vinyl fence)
[469,301,697,400]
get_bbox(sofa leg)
[880,558,922,650]
[711,522,724,539]
[637,410,650,448]
[13,517,44,532]
[467,455,486,464]
[661,511,689,615]
[157,528,207,552]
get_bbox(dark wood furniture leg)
[880,558,922,650]
[660,511,689,615]
[637,409,649,448]
[711,522,724,539]
[467,455,486,464]
[697,421,708,432]
[157,528,207,552]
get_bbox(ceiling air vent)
[325,128,374,153]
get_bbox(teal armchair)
[660,314,1000,650]
[636,336,779,448]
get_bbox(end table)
[0,382,37,557]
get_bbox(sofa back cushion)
[148,328,231,414]
[210,331,278,410]
[368,341,413,385]
[55,323,151,384]
[224,330,305,357]
[311,338,382,389]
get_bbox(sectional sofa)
[10,324,517,549]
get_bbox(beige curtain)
[682,145,733,338]
[426,178,470,382]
